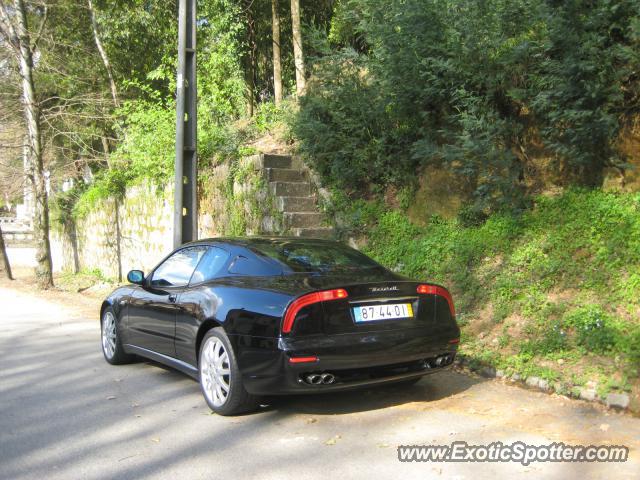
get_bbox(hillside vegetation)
[361,189,640,397]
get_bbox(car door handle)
[168,294,178,303]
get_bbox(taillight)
[288,355,319,364]
[417,284,455,318]
[282,289,348,334]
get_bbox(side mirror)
[127,270,145,285]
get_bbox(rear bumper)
[234,327,459,395]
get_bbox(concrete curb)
[453,355,633,413]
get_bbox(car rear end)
[244,279,460,394]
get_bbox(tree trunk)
[0,225,13,281]
[10,1,54,289]
[290,0,305,96]
[247,4,256,116]
[272,0,283,105]
[88,0,119,108]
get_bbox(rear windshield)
[249,240,384,274]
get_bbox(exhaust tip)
[303,372,336,385]
[321,373,335,385]
[306,374,322,385]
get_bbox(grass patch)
[359,188,640,396]
[54,268,116,294]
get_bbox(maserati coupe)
[100,237,460,415]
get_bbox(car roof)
[184,236,340,248]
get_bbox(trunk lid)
[321,281,438,335]
[282,276,455,336]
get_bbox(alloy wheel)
[102,311,117,359]
[200,337,231,407]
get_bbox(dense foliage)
[20,0,638,220]
[293,0,640,215]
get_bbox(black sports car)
[100,237,460,415]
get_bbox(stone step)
[266,168,306,182]
[284,212,324,229]
[261,216,282,234]
[275,196,317,212]
[262,154,293,169]
[247,153,293,170]
[270,181,311,197]
[291,227,335,239]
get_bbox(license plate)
[353,303,414,323]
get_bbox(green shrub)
[620,328,640,368]
[563,306,618,354]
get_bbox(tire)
[199,328,260,416]
[101,307,134,365]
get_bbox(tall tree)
[0,0,54,289]
[290,0,305,95]
[0,225,13,281]
[87,0,118,108]
[271,0,283,104]
[242,0,257,116]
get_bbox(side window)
[228,254,281,276]
[150,246,207,287]
[190,247,230,284]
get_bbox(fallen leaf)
[306,418,317,424]
[599,424,610,432]
[151,438,160,443]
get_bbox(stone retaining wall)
[50,155,277,279]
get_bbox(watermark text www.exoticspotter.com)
[397,441,628,466]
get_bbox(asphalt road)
[1,286,639,480]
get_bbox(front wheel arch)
[99,301,111,324]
